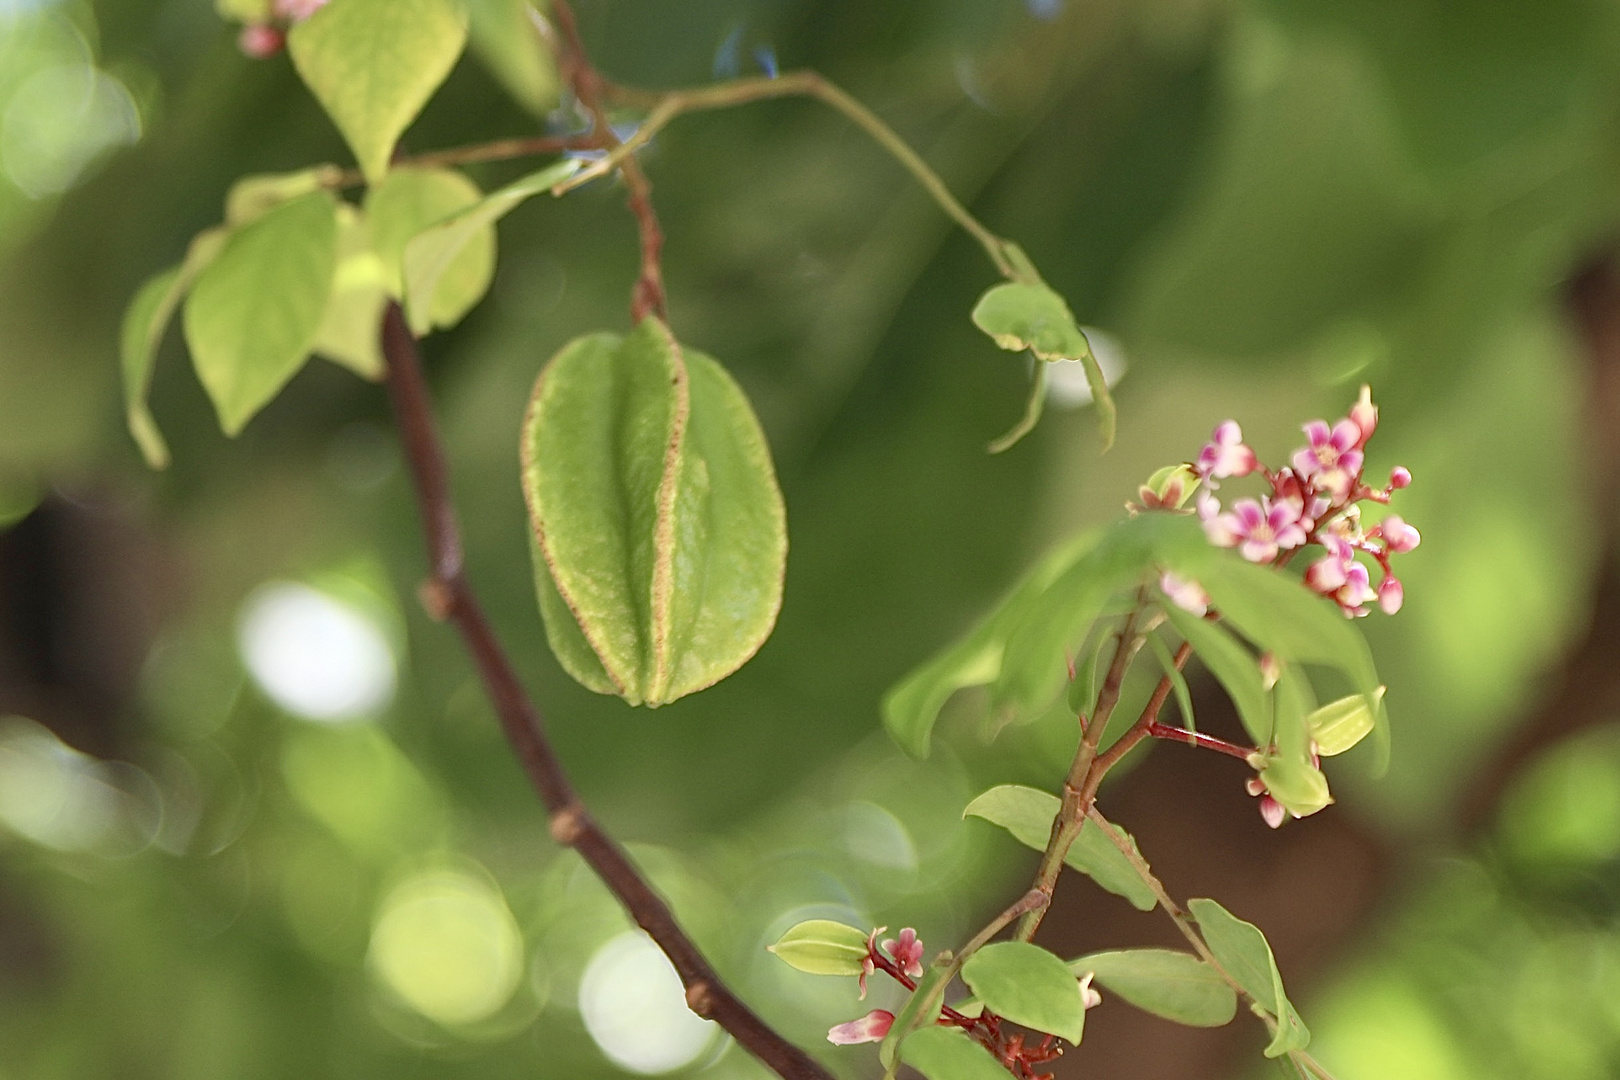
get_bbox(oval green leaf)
[1160,600,1270,748]
[402,158,580,335]
[182,191,338,435]
[366,165,493,331]
[899,1025,1013,1080]
[310,202,389,379]
[766,919,869,977]
[1187,898,1310,1057]
[961,941,1087,1044]
[287,0,469,184]
[522,317,787,707]
[964,785,1155,911]
[1071,949,1237,1028]
[971,280,1114,448]
[467,0,559,116]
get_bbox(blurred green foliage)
[3,1,1620,1078]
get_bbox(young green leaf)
[1071,949,1237,1027]
[1160,602,1270,747]
[971,280,1114,448]
[182,192,338,435]
[522,318,787,707]
[467,0,559,116]
[963,785,1155,911]
[898,1026,1010,1080]
[766,920,869,976]
[1188,898,1310,1057]
[120,229,230,468]
[287,0,469,184]
[365,166,494,331]
[401,158,580,335]
[961,942,1087,1043]
[310,203,389,379]
[881,531,1098,758]
[224,166,341,226]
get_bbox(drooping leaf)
[1160,601,1269,747]
[402,158,580,335]
[1071,949,1237,1028]
[467,0,559,116]
[225,166,340,225]
[880,959,950,1069]
[120,229,231,468]
[963,785,1156,911]
[881,531,1098,758]
[961,941,1087,1043]
[522,318,787,707]
[1188,898,1310,1057]
[971,280,1114,448]
[766,920,869,977]
[995,512,1205,720]
[287,0,469,184]
[899,1026,1010,1080]
[182,192,338,435]
[366,166,494,330]
[310,203,389,379]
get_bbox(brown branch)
[327,134,603,190]
[379,304,831,1080]
[548,0,667,322]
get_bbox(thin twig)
[379,304,831,1080]
[327,134,603,189]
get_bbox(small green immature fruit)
[767,920,870,977]
[1306,687,1384,757]
[522,317,788,707]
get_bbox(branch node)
[685,980,716,1017]
[548,802,588,845]
[418,578,455,621]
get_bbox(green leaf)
[402,158,579,335]
[467,0,559,116]
[1148,632,1196,732]
[366,166,494,331]
[1160,601,1269,747]
[1306,687,1384,757]
[225,166,340,226]
[1071,949,1237,1028]
[899,1026,1010,1080]
[1272,665,1315,763]
[215,0,271,22]
[963,785,1156,911]
[961,941,1087,1043]
[995,512,1205,720]
[880,959,950,1069]
[121,230,231,468]
[1188,899,1310,1057]
[522,318,788,707]
[287,0,469,184]
[182,191,338,435]
[971,281,1114,448]
[1066,632,1106,718]
[310,203,389,379]
[766,920,869,976]
[881,531,1098,758]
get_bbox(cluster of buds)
[236,0,331,59]
[1189,385,1419,617]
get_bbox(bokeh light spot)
[578,931,717,1074]
[238,582,396,722]
[369,869,524,1027]
[1046,327,1128,409]
[0,715,116,851]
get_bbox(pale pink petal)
[1274,524,1308,549]
[1339,449,1364,476]
[1382,515,1421,553]
[1306,555,1348,593]
[1329,419,1361,453]
[1349,385,1378,446]
[1233,499,1265,531]
[828,1010,894,1045]
[1078,972,1103,1010]
[1245,777,1267,797]
[1213,420,1243,446]
[1303,420,1331,448]
[1204,513,1240,548]
[1160,572,1210,617]
[1259,795,1287,830]
[1378,576,1404,615]
[1240,538,1278,564]
[1291,447,1318,477]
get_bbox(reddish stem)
[1145,722,1255,761]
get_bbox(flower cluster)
[236,0,332,59]
[1189,386,1419,617]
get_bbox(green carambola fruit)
[521,318,787,707]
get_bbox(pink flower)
[1206,496,1308,564]
[1195,421,1257,483]
[1378,576,1404,615]
[828,1009,894,1045]
[882,928,924,979]
[1348,385,1378,448]
[237,23,284,57]
[1291,419,1364,497]
[1159,571,1209,617]
[1331,561,1377,617]
[1381,515,1420,554]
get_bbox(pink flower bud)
[1389,466,1411,489]
[828,1010,894,1045]
[1381,515,1420,553]
[1258,652,1282,691]
[1349,385,1378,448]
[1258,794,1287,829]
[1078,972,1103,1010]
[237,24,285,58]
[1159,571,1209,617]
[1378,576,1404,615]
[1305,554,1348,594]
